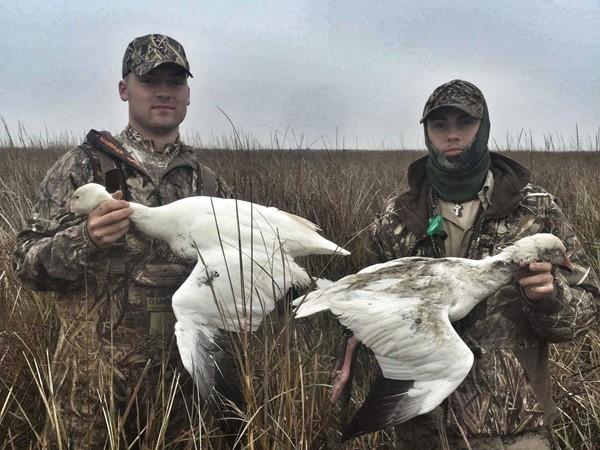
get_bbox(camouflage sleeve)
[12,147,107,292]
[215,174,233,199]
[369,196,417,263]
[520,190,599,342]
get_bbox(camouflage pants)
[454,432,551,450]
[393,434,550,450]
[393,417,551,450]
[33,267,242,449]
[40,333,192,449]
[40,330,241,449]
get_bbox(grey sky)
[2,0,599,149]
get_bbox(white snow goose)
[293,233,572,441]
[70,183,350,399]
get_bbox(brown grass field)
[0,142,599,449]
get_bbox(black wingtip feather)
[341,377,423,441]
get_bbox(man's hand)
[516,262,557,301]
[85,190,131,248]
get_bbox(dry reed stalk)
[1,142,599,449]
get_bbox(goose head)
[70,183,112,215]
[501,233,572,270]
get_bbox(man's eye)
[140,77,158,85]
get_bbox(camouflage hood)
[422,79,492,202]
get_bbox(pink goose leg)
[331,336,359,403]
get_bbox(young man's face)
[426,107,481,158]
[119,64,190,138]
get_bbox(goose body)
[293,233,570,440]
[71,183,347,260]
[71,183,349,398]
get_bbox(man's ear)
[118,79,128,101]
[186,85,191,105]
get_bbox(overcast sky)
[2,0,599,149]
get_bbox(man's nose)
[447,129,460,141]
[156,88,172,99]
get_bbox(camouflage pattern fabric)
[12,128,230,449]
[122,34,192,78]
[452,431,551,450]
[371,153,599,449]
[420,79,485,123]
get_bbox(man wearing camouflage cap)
[334,80,598,448]
[13,34,233,448]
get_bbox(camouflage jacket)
[13,127,229,292]
[371,153,598,442]
[12,127,230,368]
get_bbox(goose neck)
[447,258,514,321]
[129,203,163,240]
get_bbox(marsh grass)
[0,141,599,449]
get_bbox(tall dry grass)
[0,141,599,449]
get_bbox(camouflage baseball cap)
[420,79,484,123]
[122,34,192,78]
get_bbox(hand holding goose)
[516,261,557,300]
[81,189,131,248]
[293,233,572,441]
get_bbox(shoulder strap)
[82,131,132,194]
[86,129,147,175]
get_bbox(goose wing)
[340,302,473,440]
[329,288,473,381]
[173,321,218,400]
[320,277,474,440]
[173,245,307,333]
[173,245,309,394]
[293,256,483,439]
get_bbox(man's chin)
[149,120,182,134]
[438,152,467,171]
[445,153,464,162]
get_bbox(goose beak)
[559,256,574,272]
